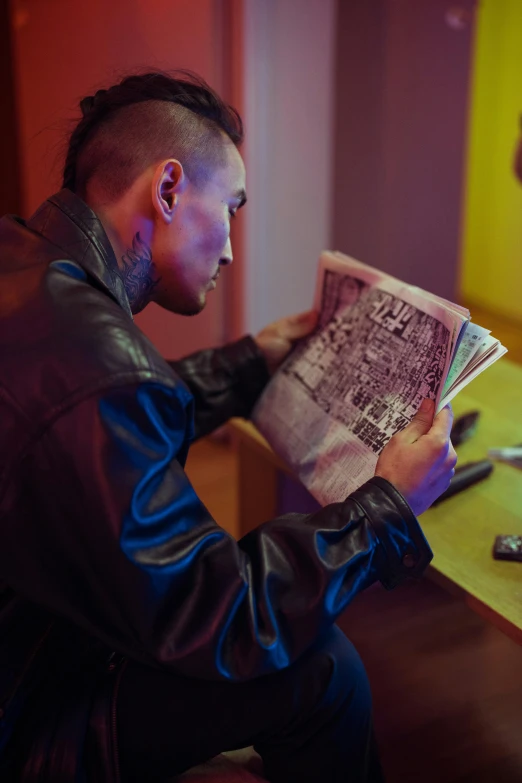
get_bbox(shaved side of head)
[63,71,243,203]
[75,100,228,203]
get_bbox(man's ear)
[151,159,185,222]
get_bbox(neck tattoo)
[120,232,161,314]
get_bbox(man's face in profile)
[152,142,246,317]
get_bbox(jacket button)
[402,552,417,568]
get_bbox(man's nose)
[220,236,233,266]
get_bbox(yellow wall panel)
[460,0,522,323]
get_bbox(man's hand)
[374,398,457,516]
[255,310,319,375]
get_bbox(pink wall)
[12,0,231,358]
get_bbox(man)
[0,72,456,782]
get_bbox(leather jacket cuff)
[350,476,433,589]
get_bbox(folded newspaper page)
[252,251,507,506]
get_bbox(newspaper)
[252,251,507,506]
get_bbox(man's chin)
[182,292,207,316]
[168,303,205,317]
[182,302,206,316]
[158,295,206,317]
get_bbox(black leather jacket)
[0,190,432,780]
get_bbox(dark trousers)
[117,626,385,783]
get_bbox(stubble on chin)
[155,285,206,316]
[179,300,206,317]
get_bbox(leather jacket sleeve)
[168,336,271,439]
[8,379,432,683]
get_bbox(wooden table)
[231,359,522,645]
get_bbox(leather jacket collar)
[26,189,133,318]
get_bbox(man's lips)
[208,269,220,290]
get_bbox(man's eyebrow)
[233,188,247,208]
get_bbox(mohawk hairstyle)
[62,71,243,201]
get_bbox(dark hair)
[62,71,243,199]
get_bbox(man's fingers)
[289,309,318,324]
[430,404,454,441]
[282,310,319,340]
[400,398,435,443]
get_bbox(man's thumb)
[402,398,435,443]
[284,310,319,339]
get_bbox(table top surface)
[420,358,522,641]
[233,359,522,641]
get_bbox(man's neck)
[117,231,161,314]
[92,203,160,315]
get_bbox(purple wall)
[332,0,477,299]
